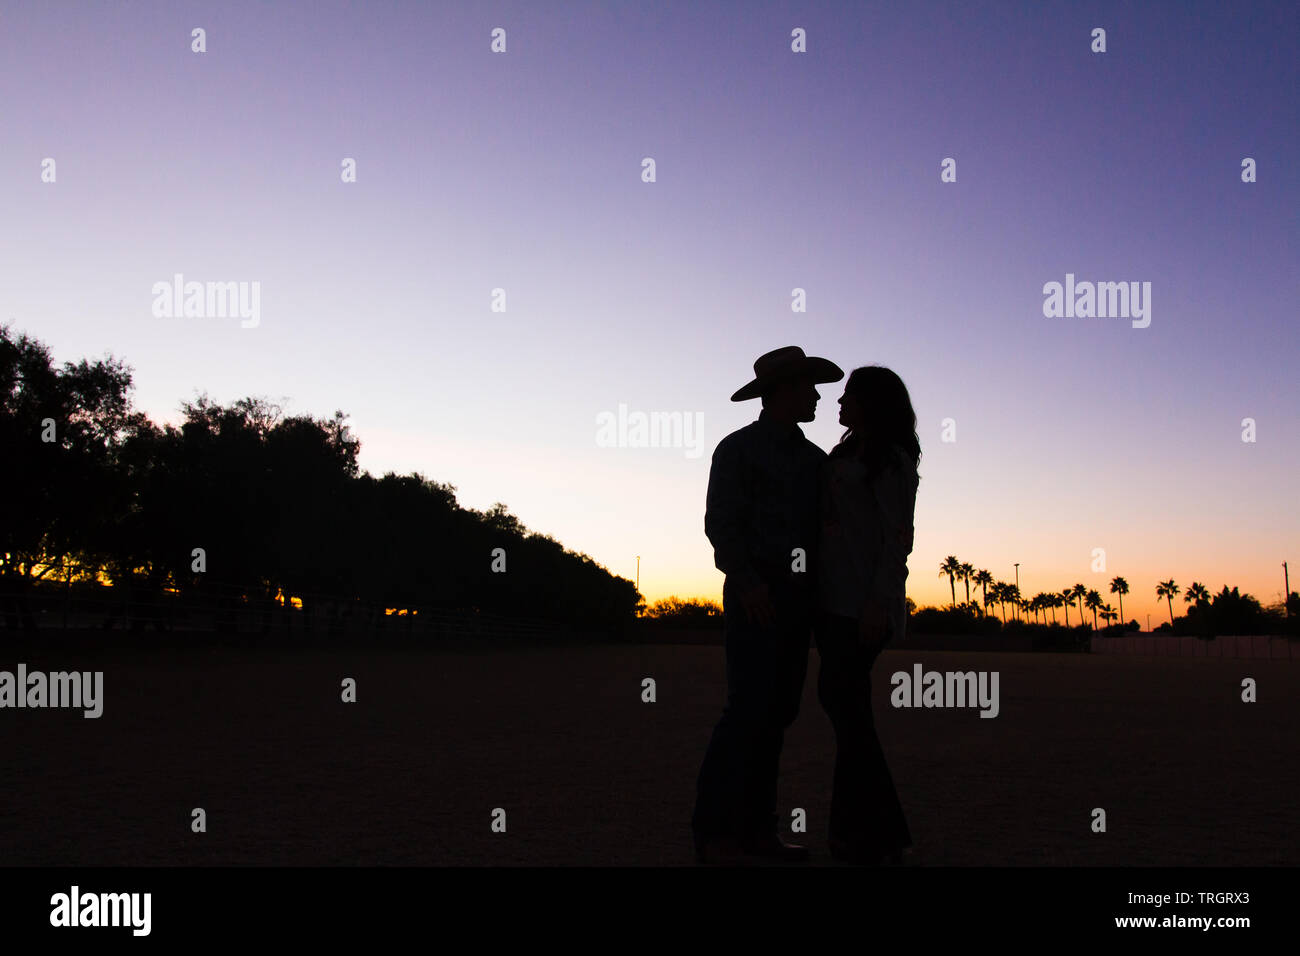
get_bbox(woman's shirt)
[817,445,919,642]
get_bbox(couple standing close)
[692,346,920,865]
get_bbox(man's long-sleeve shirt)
[704,410,826,600]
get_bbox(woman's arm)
[867,450,918,610]
[853,449,917,651]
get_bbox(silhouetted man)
[692,346,844,863]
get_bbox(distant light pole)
[1014,563,1020,621]
[1285,561,1291,616]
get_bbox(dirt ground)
[2,639,1295,866]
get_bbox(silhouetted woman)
[816,365,920,865]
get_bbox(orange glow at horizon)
[634,554,1294,629]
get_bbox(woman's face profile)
[837,389,865,430]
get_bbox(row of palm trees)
[1155,579,1211,624]
[935,557,1200,629]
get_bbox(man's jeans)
[692,580,813,841]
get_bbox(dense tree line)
[0,326,640,632]
[642,596,724,628]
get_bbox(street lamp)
[1285,561,1291,616]
[1014,563,1020,621]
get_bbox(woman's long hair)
[830,365,921,480]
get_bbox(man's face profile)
[765,378,820,422]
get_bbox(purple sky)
[3,0,1296,623]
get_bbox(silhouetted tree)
[1109,576,1129,628]
[1,328,640,634]
[1084,588,1102,629]
[958,561,974,604]
[1069,583,1087,628]
[1100,603,1117,629]
[1156,580,1180,625]
[973,569,993,614]
[0,325,147,626]
[939,556,961,607]
[644,596,723,625]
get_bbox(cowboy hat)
[730,346,844,402]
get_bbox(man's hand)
[858,596,889,661]
[738,583,776,629]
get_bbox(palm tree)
[1004,583,1022,622]
[939,556,961,608]
[989,582,1008,623]
[1155,580,1180,625]
[1100,603,1116,629]
[1085,589,1102,629]
[1060,589,1073,626]
[959,562,974,604]
[1109,576,1129,628]
[1071,583,1088,626]
[974,569,994,614]
[1185,582,1210,607]
[1046,593,1059,624]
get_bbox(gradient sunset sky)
[3,0,1296,625]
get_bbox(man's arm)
[704,435,766,613]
